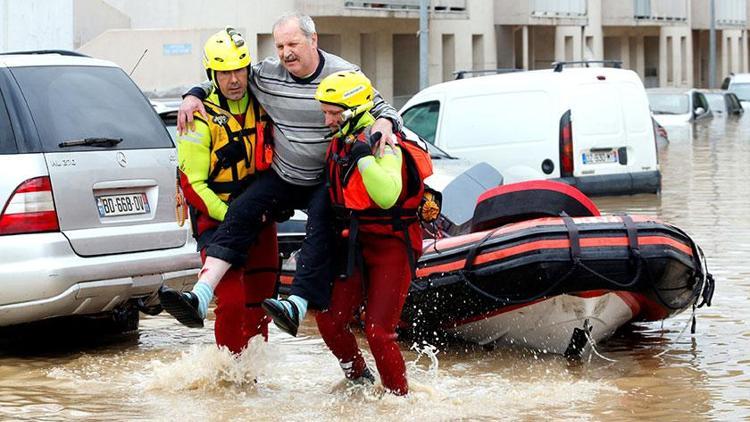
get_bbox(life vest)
[327,129,432,215]
[197,96,272,201]
[326,128,433,276]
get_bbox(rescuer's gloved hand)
[349,140,374,165]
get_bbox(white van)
[722,72,750,109]
[400,65,661,196]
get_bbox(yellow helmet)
[202,27,251,72]
[315,70,374,117]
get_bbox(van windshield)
[401,101,439,144]
[729,83,750,101]
[11,65,173,152]
[647,93,689,115]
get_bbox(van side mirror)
[695,106,705,116]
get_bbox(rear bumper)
[557,170,661,196]
[0,232,201,327]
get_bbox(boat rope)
[654,307,695,357]
[583,328,617,363]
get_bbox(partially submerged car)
[700,90,744,116]
[647,88,713,126]
[0,51,201,332]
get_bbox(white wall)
[0,0,74,52]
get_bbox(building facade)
[1,0,748,104]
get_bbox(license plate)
[96,193,150,217]
[582,149,618,165]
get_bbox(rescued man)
[164,12,403,334]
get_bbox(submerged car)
[0,51,201,332]
[647,88,713,126]
[700,90,744,116]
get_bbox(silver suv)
[0,51,201,332]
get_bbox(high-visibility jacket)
[177,91,271,244]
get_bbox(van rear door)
[570,77,656,178]
[10,64,187,257]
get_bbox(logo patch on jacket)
[212,114,229,126]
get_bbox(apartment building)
[1,0,748,102]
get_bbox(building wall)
[79,28,224,97]
[429,0,497,84]
[0,0,74,52]
[73,0,130,48]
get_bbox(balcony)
[715,0,746,26]
[296,0,467,18]
[690,0,745,29]
[633,0,687,22]
[530,0,587,19]
[496,0,587,25]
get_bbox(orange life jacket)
[326,128,433,276]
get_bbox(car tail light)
[0,176,60,235]
[559,110,574,177]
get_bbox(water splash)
[145,336,272,392]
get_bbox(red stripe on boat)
[417,235,693,277]
[424,215,661,252]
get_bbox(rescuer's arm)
[177,120,229,221]
[353,142,403,209]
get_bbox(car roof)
[698,89,734,96]
[0,51,117,68]
[729,73,750,83]
[408,66,642,99]
[646,87,695,95]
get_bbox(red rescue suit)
[315,130,430,395]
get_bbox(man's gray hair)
[273,12,317,40]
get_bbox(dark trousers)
[206,170,335,309]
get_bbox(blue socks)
[286,295,308,321]
[191,281,214,319]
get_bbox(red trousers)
[202,223,278,354]
[315,232,417,395]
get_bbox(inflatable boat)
[404,180,714,356]
[277,167,714,357]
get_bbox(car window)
[694,93,709,112]
[401,101,440,144]
[159,111,178,141]
[727,93,742,113]
[10,65,173,152]
[647,93,689,114]
[0,91,16,154]
[728,82,750,101]
[705,94,725,113]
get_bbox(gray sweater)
[197,49,402,186]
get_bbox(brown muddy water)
[1,117,749,421]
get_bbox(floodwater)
[1,117,749,421]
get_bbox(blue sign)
[163,43,192,56]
